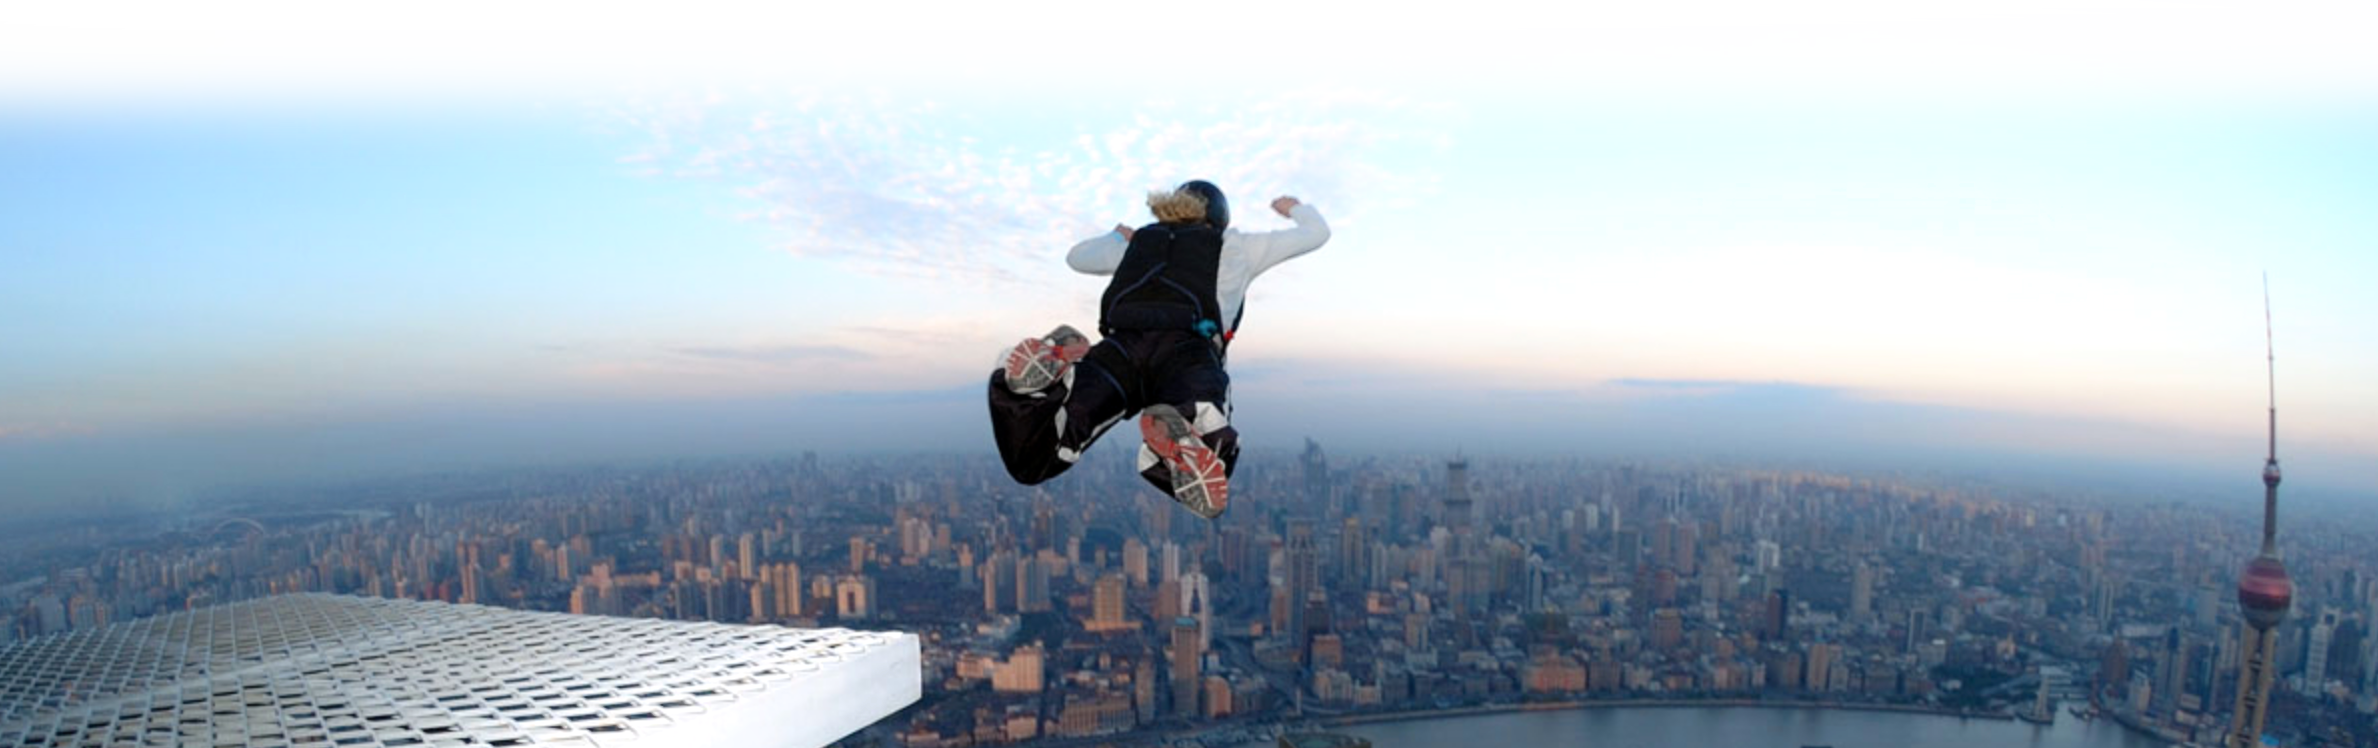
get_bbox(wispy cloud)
[1608,378,1842,401]
[668,344,870,365]
[0,421,94,442]
[607,89,1449,286]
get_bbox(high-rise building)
[0,594,918,748]
[1805,642,1839,692]
[2365,618,2378,697]
[1019,553,1054,613]
[1155,578,1183,621]
[1286,520,1319,653]
[2156,628,2189,716]
[1302,438,1331,508]
[1338,517,1368,588]
[835,575,873,620]
[1031,496,1056,552]
[1673,521,1697,577]
[769,562,802,617]
[1181,571,1213,653]
[1123,538,1149,588]
[1850,561,1875,623]
[2228,301,2293,748]
[995,645,1046,693]
[983,550,1013,615]
[2098,639,2131,700]
[2307,609,2338,688]
[1442,456,1473,535]
[1651,608,1684,651]
[1090,573,1130,632]
[1766,589,1792,642]
[1170,617,1202,717]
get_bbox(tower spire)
[2260,274,2280,555]
[2264,273,2276,464]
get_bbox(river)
[1239,705,2167,748]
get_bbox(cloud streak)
[668,344,870,365]
[0,421,93,442]
[609,89,1448,286]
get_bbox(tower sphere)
[2237,555,2292,629]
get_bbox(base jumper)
[986,180,1331,518]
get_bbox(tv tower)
[2227,277,2292,748]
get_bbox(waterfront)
[1240,706,2166,748]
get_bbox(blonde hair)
[1147,189,1208,224]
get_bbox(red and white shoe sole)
[1002,328,1090,394]
[1003,339,1068,394]
[1141,407,1228,518]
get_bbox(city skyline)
[5,6,2376,510]
[7,446,2376,746]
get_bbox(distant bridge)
[212,518,268,540]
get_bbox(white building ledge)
[0,593,920,748]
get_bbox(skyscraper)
[2227,291,2292,748]
[1019,553,1054,613]
[1338,516,1367,588]
[1302,437,1331,509]
[2156,627,2189,716]
[835,575,873,620]
[1181,571,1212,653]
[1850,561,1875,624]
[1286,520,1319,655]
[1170,616,1202,717]
[1159,542,1182,584]
[2307,609,2337,688]
[1123,538,1149,588]
[1090,573,1129,632]
[1651,608,1684,650]
[1442,456,1472,535]
[1766,589,1792,642]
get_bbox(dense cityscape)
[4,446,2376,747]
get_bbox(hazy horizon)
[5,3,2374,517]
[5,375,2371,524]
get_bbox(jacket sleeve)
[1238,203,1331,276]
[1066,230,1128,275]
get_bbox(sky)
[3,2,2375,514]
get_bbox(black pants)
[988,329,1240,494]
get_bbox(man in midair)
[987,180,1330,518]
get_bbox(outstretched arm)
[1239,196,1331,274]
[1066,225,1131,275]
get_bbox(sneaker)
[1140,403,1229,519]
[1001,325,1090,394]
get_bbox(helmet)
[1178,180,1229,231]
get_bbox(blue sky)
[3,3,2375,510]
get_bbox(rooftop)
[0,593,918,748]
